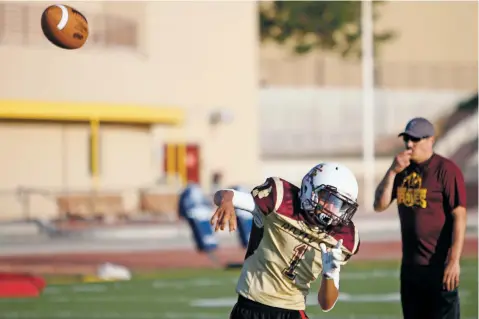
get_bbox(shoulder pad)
[334,222,360,258]
[251,177,283,215]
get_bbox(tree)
[259,1,395,58]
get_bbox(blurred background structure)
[0,1,476,221]
[0,1,477,318]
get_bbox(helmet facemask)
[301,183,358,232]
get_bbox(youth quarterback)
[210,163,361,319]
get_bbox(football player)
[210,162,360,319]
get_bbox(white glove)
[319,239,343,289]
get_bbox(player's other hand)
[210,191,237,232]
[320,239,343,278]
[391,149,412,174]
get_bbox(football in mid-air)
[41,4,89,50]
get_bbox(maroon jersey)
[236,177,360,310]
[392,153,467,266]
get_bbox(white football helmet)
[299,162,359,231]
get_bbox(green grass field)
[2,259,477,319]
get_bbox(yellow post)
[177,143,187,186]
[166,143,176,185]
[90,119,100,190]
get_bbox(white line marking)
[338,293,400,303]
[44,286,62,294]
[152,278,234,289]
[341,270,399,279]
[341,266,477,280]
[191,297,236,307]
[44,296,189,303]
[191,290,472,308]
[71,284,108,293]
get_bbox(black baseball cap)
[398,117,435,138]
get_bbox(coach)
[373,117,467,319]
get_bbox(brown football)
[41,4,89,50]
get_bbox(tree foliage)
[259,1,395,58]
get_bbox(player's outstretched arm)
[210,189,257,232]
[213,189,256,212]
[318,240,343,312]
[210,190,237,232]
[211,178,276,231]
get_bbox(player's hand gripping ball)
[41,4,89,50]
[320,239,344,289]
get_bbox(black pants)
[230,295,309,319]
[400,264,460,319]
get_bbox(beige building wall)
[261,1,478,90]
[377,1,477,63]
[0,2,259,219]
[0,122,156,220]
[145,1,261,190]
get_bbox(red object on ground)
[0,273,46,298]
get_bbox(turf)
[1,259,477,319]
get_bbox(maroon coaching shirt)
[392,153,467,266]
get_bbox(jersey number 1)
[283,243,309,280]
